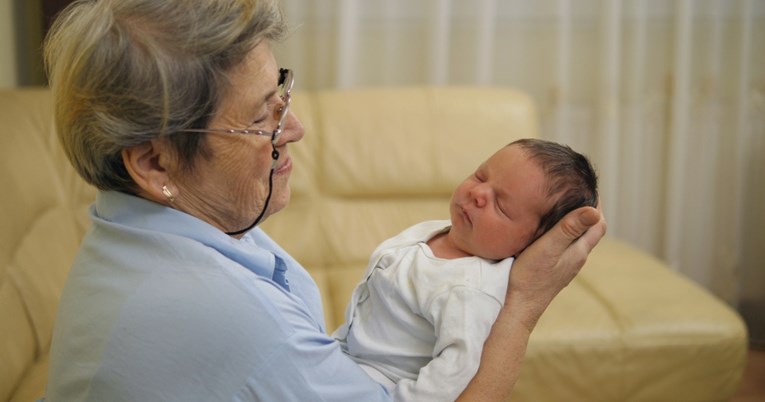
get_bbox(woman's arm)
[457,206,606,401]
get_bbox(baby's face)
[448,144,552,260]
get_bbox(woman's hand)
[507,205,606,331]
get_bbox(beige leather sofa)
[1,87,748,401]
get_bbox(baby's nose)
[470,186,489,208]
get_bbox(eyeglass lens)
[275,69,292,130]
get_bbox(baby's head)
[447,139,598,260]
[513,138,599,242]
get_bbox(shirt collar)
[93,190,280,280]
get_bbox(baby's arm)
[394,286,501,401]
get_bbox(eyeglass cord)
[224,146,279,236]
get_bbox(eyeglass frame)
[181,68,294,146]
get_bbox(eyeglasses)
[182,68,294,146]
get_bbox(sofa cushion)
[8,359,48,402]
[0,282,36,401]
[512,238,748,402]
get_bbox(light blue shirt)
[45,191,390,401]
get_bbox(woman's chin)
[267,188,291,215]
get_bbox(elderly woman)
[43,0,605,401]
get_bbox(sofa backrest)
[0,89,95,400]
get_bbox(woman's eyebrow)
[262,88,278,103]
[249,88,278,120]
[253,89,278,110]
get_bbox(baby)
[333,138,599,401]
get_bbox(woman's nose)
[277,110,304,146]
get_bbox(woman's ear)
[122,139,175,204]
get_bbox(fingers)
[577,211,607,253]
[540,206,603,257]
[566,208,600,237]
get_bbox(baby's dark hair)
[510,139,598,241]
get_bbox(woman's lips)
[275,157,292,174]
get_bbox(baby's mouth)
[460,205,472,225]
